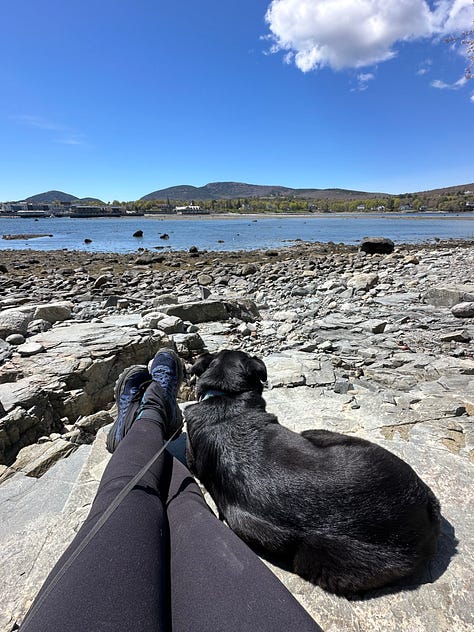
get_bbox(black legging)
[20,383,322,631]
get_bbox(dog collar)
[199,389,227,402]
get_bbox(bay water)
[1,214,473,254]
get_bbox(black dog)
[184,350,441,597]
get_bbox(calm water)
[1,214,473,254]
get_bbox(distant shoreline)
[2,211,474,222]
[141,211,474,222]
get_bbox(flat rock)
[2,243,474,631]
[439,329,472,343]
[0,444,94,630]
[0,322,168,462]
[424,285,474,308]
[4,439,77,480]
[264,352,323,388]
[17,342,44,357]
[1,344,473,632]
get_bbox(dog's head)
[191,350,267,400]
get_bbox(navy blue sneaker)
[147,348,184,437]
[106,365,151,453]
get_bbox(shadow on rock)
[351,515,458,602]
[258,515,458,602]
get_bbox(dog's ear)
[249,356,267,383]
[190,352,216,377]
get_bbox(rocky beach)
[1,238,474,631]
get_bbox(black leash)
[19,422,183,630]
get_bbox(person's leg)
[20,409,170,632]
[20,352,183,632]
[166,456,323,632]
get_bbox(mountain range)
[139,182,384,201]
[19,182,474,204]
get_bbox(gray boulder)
[360,237,395,255]
[347,273,379,292]
[362,319,387,334]
[75,410,114,434]
[138,311,168,329]
[162,301,229,323]
[5,334,24,346]
[172,332,205,356]
[162,299,260,324]
[27,319,52,335]
[0,307,35,339]
[197,273,213,286]
[33,302,72,324]
[156,316,185,334]
[451,302,474,318]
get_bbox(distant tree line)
[119,190,474,214]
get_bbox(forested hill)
[140,182,380,201]
[24,191,105,204]
[25,191,79,203]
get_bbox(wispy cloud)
[55,134,87,146]
[11,114,87,146]
[352,72,375,92]
[431,75,469,89]
[11,114,66,132]
[416,59,432,76]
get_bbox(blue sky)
[1,0,473,201]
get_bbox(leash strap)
[19,423,183,630]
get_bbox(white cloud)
[265,0,474,72]
[431,75,469,88]
[432,0,474,34]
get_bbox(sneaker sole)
[113,364,149,404]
